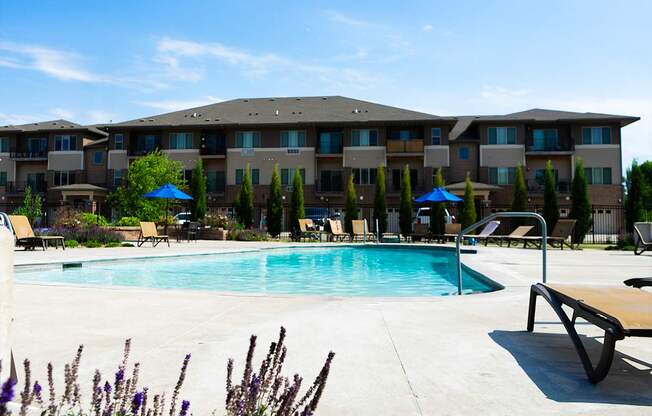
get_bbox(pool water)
[15,247,497,296]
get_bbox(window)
[281,168,306,186]
[391,169,417,190]
[206,171,226,193]
[235,131,261,148]
[280,130,306,147]
[488,167,516,185]
[54,135,77,151]
[53,171,73,186]
[136,134,159,152]
[351,129,378,146]
[169,132,193,149]
[319,131,343,153]
[534,169,558,185]
[0,171,6,186]
[319,170,343,192]
[202,132,226,154]
[390,129,419,141]
[488,127,517,144]
[458,147,469,160]
[431,128,442,145]
[27,138,47,153]
[352,168,377,185]
[582,127,611,144]
[235,168,260,185]
[114,134,124,150]
[27,173,46,192]
[114,170,123,187]
[532,129,559,150]
[584,167,612,185]
[0,137,8,153]
[93,151,103,165]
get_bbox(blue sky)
[1,0,650,169]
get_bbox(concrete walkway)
[10,242,652,415]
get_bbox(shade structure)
[144,183,193,200]
[144,184,193,235]
[415,187,463,203]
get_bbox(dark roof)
[106,96,453,128]
[471,108,639,126]
[0,119,108,137]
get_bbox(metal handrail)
[455,212,547,295]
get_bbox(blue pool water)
[15,247,497,296]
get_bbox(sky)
[0,0,650,171]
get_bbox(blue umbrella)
[144,183,193,234]
[415,187,463,203]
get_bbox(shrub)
[289,169,305,240]
[53,207,82,227]
[204,214,230,229]
[543,160,560,234]
[373,165,388,235]
[44,225,124,244]
[13,185,42,225]
[267,163,283,238]
[344,174,358,235]
[237,163,254,228]
[115,216,141,226]
[430,168,446,236]
[121,242,135,247]
[460,175,477,229]
[83,240,102,248]
[1,328,334,416]
[64,239,79,248]
[190,158,207,221]
[104,242,122,248]
[234,229,269,241]
[79,212,110,227]
[570,159,592,244]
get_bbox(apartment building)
[0,97,639,228]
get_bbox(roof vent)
[139,119,145,122]
[275,110,279,116]
[192,112,198,118]
[269,98,275,101]
[204,119,210,122]
[255,112,259,115]
[243,99,249,102]
[353,108,360,114]
[321,97,327,100]
[148,119,155,122]
[292,111,295,115]
[298,111,302,115]
[52,122,57,125]
[296,98,301,101]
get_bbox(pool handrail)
[455,212,547,295]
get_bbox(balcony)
[317,145,343,155]
[9,151,48,160]
[528,180,571,194]
[526,140,573,154]
[5,181,48,194]
[128,148,159,157]
[387,139,424,154]
[315,180,344,194]
[200,144,226,156]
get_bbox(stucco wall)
[226,148,316,185]
[342,146,386,168]
[423,145,450,167]
[48,151,84,171]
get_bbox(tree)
[570,159,592,244]
[107,150,184,221]
[460,175,477,229]
[13,185,42,225]
[289,168,305,239]
[542,160,560,235]
[344,174,358,235]
[430,168,446,236]
[511,165,529,227]
[238,163,254,228]
[190,158,207,221]
[625,161,646,232]
[266,163,283,238]
[399,165,413,237]
[373,165,387,235]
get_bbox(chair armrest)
[624,278,652,288]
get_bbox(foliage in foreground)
[0,328,334,416]
[42,226,124,245]
[13,186,42,225]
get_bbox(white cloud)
[136,96,224,112]
[325,10,374,28]
[422,24,434,32]
[49,107,76,120]
[480,85,533,103]
[0,112,43,126]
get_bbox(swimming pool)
[15,246,499,296]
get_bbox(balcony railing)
[9,151,48,159]
[200,145,226,156]
[387,139,424,153]
[528,180,571,194]
[316,180,344,194]
[526,141,572,152]
[4,181,48,193]
[128,148,159,156]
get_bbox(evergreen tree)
[399,165,413,237]
[238,163,254,228]
[625,161,646,232]
[344,174,358,235]
[511,165,529,227]
[190,158,207,221]
[570,159,592,244]
[430,168,446,236]
[542,160,559,234]
[460,175,477,229]
[289,168,305,239]
[373,165,388,235]
[266,163,283,238]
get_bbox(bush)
[204,214,230,229]
[83,240,102,248]
[64,239,79,248]
[79,212,110,227]
[44,225,124,244]
[53,207,82,227]
[121,242,135,247]
[115,216,141,226]
[105,241,122,248]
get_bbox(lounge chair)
[520,219,577,250]
[9,215,65,250]
[498,225,534,247]
[137,221,170,247]
[412,223,431,242]
[464,220,501,246]
[444,223,461,241]
[297,219,319,242]
[634,222,652,255]
[527,279,652,383]
[327,219,348,242]
[352,219,375,242]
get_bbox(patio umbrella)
[415,187,463,203]
[144,183,193,235]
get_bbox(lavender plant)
[0,328,334,416]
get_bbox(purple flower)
[185,353,191,360]
[0,378,16,404]
[33,381,42,394]
[179,399,190,416]
[104,381,112,394]
[131,391,144,414]
[115,369,124,384]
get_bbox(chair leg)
[527,284,623,383]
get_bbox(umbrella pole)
[165,199,169,236]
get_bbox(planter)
[203,228,228,240]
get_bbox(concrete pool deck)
[9,242,652,415]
